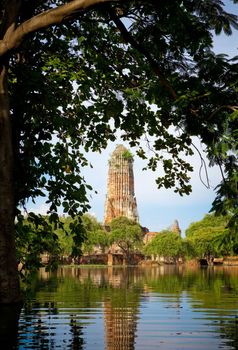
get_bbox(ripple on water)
[14,266,238,349]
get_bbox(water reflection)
[8,266,238,349]
[104,301,137,350]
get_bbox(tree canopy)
[185,213,230,238]
[0,0,238,303]
[1,0,238,218]
[80,214,109,254]
[185,213,237,259]
[109,216,143,263]
[144,230,184,261]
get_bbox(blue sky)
[81,2,238,235]
[29,1,238,236]
[81,139,222,235]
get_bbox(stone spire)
[104,144,139,225]
[170,220,181,236]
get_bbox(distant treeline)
[16,212,237,280]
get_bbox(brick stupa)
[104,145,139,225]
[170,219,181,236]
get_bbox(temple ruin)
[170,219,181,236]
[104,144,139,225]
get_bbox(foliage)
[16,213,62,280]
[186,231,223,260]
[16,213,87,279]
[144,230,184,261]
[81,214,102,232]
[185,213,236,258]
[16,213,109,278]
[56,213,110,256]
[109,217,143,262]
[2,0,237,227]
[122,150,134,160]
[55,216,84,256]
[186,213,229,237]
[0,0,238,300]
[80,214,109,254]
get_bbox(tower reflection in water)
[17,266,238,349]
[104,302,137,350]
[104,267,139,350]
[41,266,141,349]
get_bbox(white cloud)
[82,137,222,234]
[27,202,50,215]
[24,136,222,235]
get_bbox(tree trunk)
[0,62,21,304]
[0,303,22,347]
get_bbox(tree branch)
[108,7,178,100]
[190,140,210,189]
[0,0,119,56]
[209,105,238,120]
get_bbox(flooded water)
[2,266,238,349]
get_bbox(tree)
[109,216,143,264]
[185,213,230,238]
[186,230,225,262]
[55,216,82,256]
[16,214,86,279]
[80,214,109,254]
[0,0,238,303]
[144,230,184,263]
[1,0,116,303]
[82,228,109,254]
[16,213,107,272]
[185,213,235,260]
[16,213,62,280]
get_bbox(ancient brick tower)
[170,220,181,236]
[104,144,139,225]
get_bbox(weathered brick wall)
[104,145,139,225]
